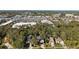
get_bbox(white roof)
[65,14,74,16]
[12,22,36,28]
[0,20,13,26]
[41,20,53,24]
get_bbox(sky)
[0,0,79,10]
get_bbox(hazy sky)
[0,0,79,10]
